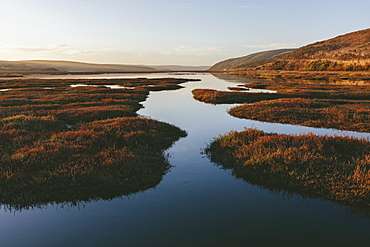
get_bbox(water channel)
[1,73,369,246]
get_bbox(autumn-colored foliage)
[192,89,282,104]
[206,129,370,212]
[229,98,370,132]
[0,78,190,209]
[194,73,370,132]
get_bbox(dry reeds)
[206,129,370,212]
[229,98,370,132]
[0,77,190,210]
[192,89,282,104]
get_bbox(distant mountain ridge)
[209,49,295,71]
[0,60,211,74]
[0,60,156,73]
[22,60,157,72]
[211,28,370,71]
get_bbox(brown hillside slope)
[233,28,370,71]
[209,49,295,71]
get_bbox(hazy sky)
[1,0,369,66]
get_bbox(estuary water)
[1,73,369,246]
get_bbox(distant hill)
[0,60,211,74]
[0,61,60,73]
[212,28,370,71]
[257,28,370,71]
[22,60,157,72]
[209,49,295,71]
[0,60,156,74]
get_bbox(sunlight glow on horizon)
[1,0,369,66]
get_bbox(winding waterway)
[1,73,369,246]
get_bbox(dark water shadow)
[0,157,172,212]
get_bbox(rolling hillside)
[0,60,211,74]
[0,60,156,74]
[209,49,295,71]
[212,28,370,71]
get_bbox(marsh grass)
[0,77,190,210]
[193,74,370,132]
[192,89,282,104]
[229,98,370,132]
[246,77,370,100]
[229,76,370,132]
[227,87,250,91]
[227,70,370,81]
[1,117,186,210]
[206,129,370,213]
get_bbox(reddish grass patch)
[192,88,282,104]
[206,129,370,214]
[0,78,191,209]
[229,98,370,132]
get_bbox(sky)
[0,0,369,66]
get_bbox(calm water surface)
[1,73,369,247]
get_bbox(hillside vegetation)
[212,28,370,71]
[209,49,294,71]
